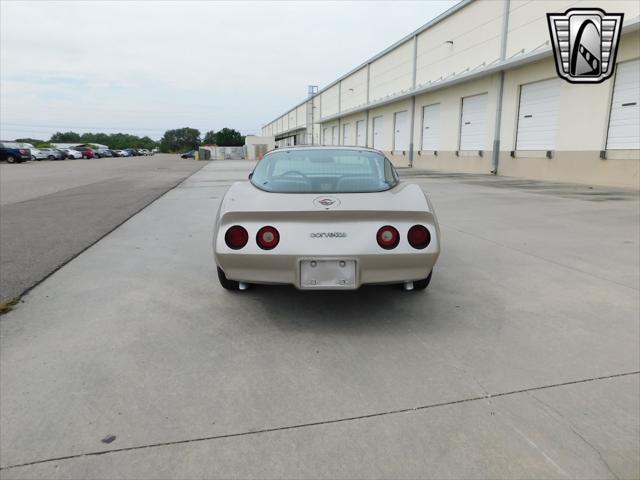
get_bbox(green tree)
[211,128,245,146]
[50,131,81,143]
[202,130,217,145]
[14,138,45,145]
[47,131,159,150]
[159,127,201,153]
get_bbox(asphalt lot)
[0,155,205,305]
[0,160,638,478]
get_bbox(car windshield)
[250,149,399,193]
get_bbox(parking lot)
[0,155,204,306]
[0,160,638,478]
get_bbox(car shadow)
[237,283,440,334]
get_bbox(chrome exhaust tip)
[404,281,414,291]
[238,282,249,291]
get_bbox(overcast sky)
[1,0,457,141]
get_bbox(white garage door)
[460,93,488,150]
[373,116,385,150]
[342,123,350,145]
[516,78,561,150]
[393,111,409,151]
[607,59,640,150]
[421,103,440,151]
[356,120,365,146]
[332,126,338,146]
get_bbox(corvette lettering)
[310,232,347,238]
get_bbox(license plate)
[299,259,357,289]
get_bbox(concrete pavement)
[0,155,205,304]
[1,161,638,478]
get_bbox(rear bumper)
[215,251,439,289]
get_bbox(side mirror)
[248,172,253,180]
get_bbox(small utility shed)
[245,136,275,160]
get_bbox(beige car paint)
[213,147,440,289]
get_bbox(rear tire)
[6,155,16,163]
[217,267,240,291]
[411,271,433,291]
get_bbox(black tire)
[6,155,16,163]
[411,271,433,291]
[48,155,55,160]
[217,267,240,291]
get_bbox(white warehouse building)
[262,0,640,188]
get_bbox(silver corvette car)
[213,146,440,291]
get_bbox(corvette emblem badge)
[313,196,341,210]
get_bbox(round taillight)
[407,225,431,249]
[256,226,280,250]
[377,225,399,250]
[225,225,248,250]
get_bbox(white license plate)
[299,259,357,289]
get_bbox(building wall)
[368,99,413,167]
[412,74,497,173]
[295,104,307,129]
[262,0,640,188]
[415,0,502,86]
[506,0,640,58]
[320,84,340,119]
[369,40,413,102]
[338,112,367,146]
[497,31,640,187]
[340,67,368,112]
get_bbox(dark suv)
[0,142,31,163]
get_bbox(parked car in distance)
[112,149,127,157]
[54,148,68,159]
[124,148,139,156]
[30,148,48,160]
[95,149,113,158]
[60,148,83,159]
[38,148,64,160]
[72,147,95,159]
[181,150,195,159]
[138,148,149,156]
[0,141,31,163]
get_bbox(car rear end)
[214,182,439,290]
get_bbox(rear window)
[250,149,399,193]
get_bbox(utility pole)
[307,85,318,145]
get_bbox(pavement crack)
[1,370,637,472]
[527,391,620,479]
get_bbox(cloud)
[1,0,457,140]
